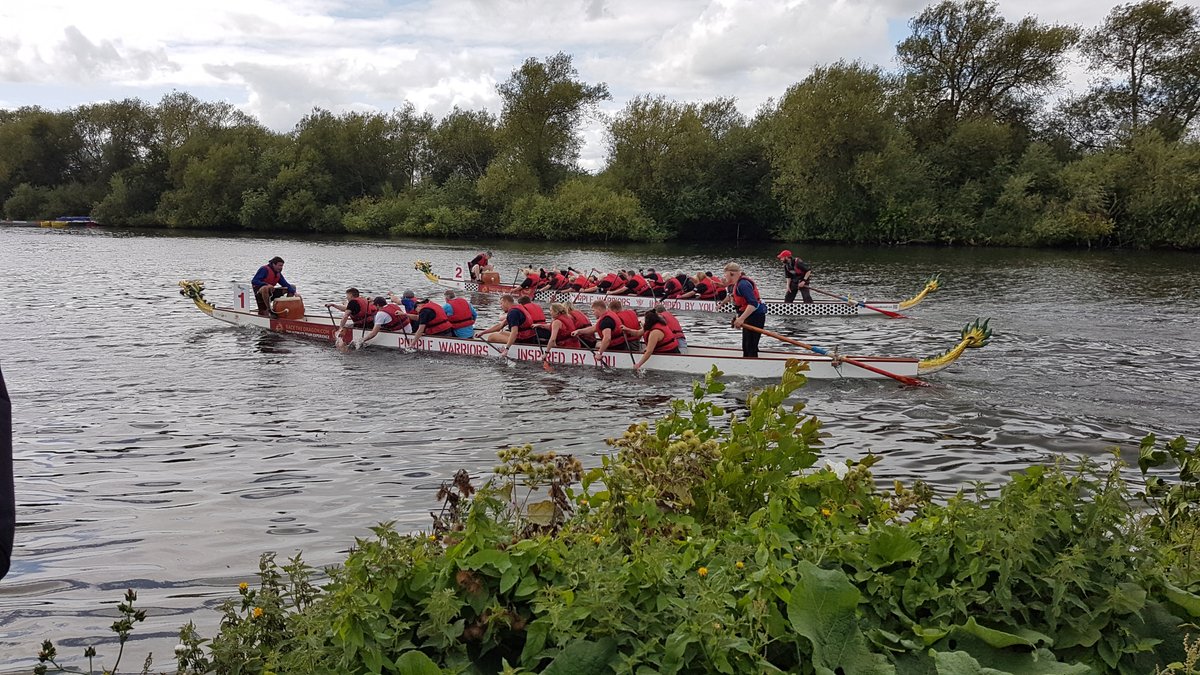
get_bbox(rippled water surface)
[1,228,1198,668]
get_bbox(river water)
[0,227,1198,669]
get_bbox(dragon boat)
[413,262,939,318]
[180,281,990,382]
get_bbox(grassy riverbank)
[34,364,1200,674]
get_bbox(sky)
[0,0,1129,169]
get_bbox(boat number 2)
[454,265,463,279]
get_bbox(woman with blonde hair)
[546,303,580,349]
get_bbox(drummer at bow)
[251,256,297,316]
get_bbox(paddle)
[810,287,908,319]
[743,324,930,387]
[328,306,349,348]
[534,327,554,372]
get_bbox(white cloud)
[0,0,1133,164]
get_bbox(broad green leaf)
[1162,581,1200,617]
[395,650,442,675]
[868,526,922,567]
[519,620,550,667]
[787,560,895,675]
[955,618,1041,649]
[527,499,556,526]
[464,549,512,573]
[929,650,1002,675]
[541,638,618,675]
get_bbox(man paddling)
[778,250,813,303]
[251,256,297,316]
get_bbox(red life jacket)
[348,297,373,323]
[514,303,544,341]
[600,273,619,289]
[548,272,569,290]
[258,264,280,286]
[659,310,685,341]
[618,309,640,331]
[571,274,590,289]
[552,313,579,348]
[568,308,591,329]
[418,301,452,335]
[525,272,546,289]
[645,326,678,353]
[646,272,664,290]
[446,297,475,330]
[696,279,719,300]
[599,311,629,348]
[730,276,762,311]
[630,274,651,296]
[378,304,410,332]
[662,277,683,298]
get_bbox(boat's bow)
[898,275,941,310]
[414,260,440,284]
[918,318,992,375]
[178,280,215,315]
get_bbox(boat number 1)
[454,266,463,279]
[238,291,245,308]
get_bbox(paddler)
[443,290,477,338]
[478,294,550,356]
[410,296,453,340]
[327,288,374,330]
[546,303,580,349]
[622,309,682,370]
[358,296,413,345]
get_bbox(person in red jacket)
[327,288,374,331]
[623,310,682,370]
[778,249,814,303]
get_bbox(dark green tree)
[425,107,499,184]
[897,0,1079,129]
[496,52,610,191]
[1060,0,1200,146]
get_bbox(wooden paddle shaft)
[743,325,929,387]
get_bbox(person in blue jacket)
[724,262,768,357]
[251,256,297,315]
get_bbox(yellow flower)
[735,561,745,570]
[697,567,708,577]
[821,508,833,517]
[592,535,602,545]
[238,582,248,592]
[578,498,589,506]
[427,534,437,542]
[252,607,263,619]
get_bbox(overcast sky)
[1,0,1127,169]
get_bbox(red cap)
[776,250,792,259]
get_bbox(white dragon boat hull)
[416,265,940,318]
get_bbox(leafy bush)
[504,178,666,242]
[34,364,1200,673]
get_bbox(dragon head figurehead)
[178,280,215,315]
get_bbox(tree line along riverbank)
[3,0,1200,249]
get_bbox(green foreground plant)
[34,363,1200,673]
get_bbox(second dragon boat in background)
[414,261,940,318]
